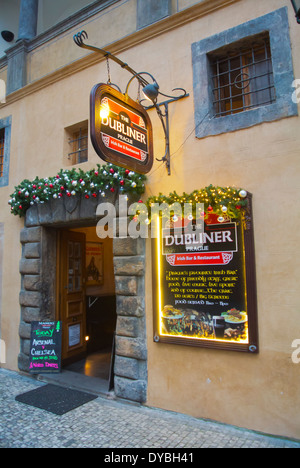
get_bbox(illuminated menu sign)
[90,83,153,174]
[153,201,258,353]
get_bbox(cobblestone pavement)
[0,369,299,449]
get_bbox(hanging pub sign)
[90,83,153,174]
[152,195,259,353]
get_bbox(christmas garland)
[9,165,248,222]
[8,163,146,217]
[146,185,248,221]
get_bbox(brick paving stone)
[0,368,299,449]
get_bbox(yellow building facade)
[0,0,300,440]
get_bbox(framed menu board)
[152,195,258,353]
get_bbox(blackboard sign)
[152,196,258,353]
[29,321,62,373]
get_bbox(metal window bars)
[0,129,4,178]
[211,36,276,117]
[68,127,88,164]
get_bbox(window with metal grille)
[0,128,4,178]
[68,127,88,164]
[210,34,276,118]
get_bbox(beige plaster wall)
[0,0,299,440]
[27,0,138,84]
[143,0,300,439]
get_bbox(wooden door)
[58,230,87,364]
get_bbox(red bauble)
[236,205,241,210]
[110,187,115,193]
[85,194,89,199]
[94,171,99,176]
[125,169,130,175]
[60,186,65,191]
[19,205,22,210]
[120,180,124,186]
[207,205,213,212]
[109,168,115,174]
[67,192,71,197]
[32,184,37,189]
[92,193,97,198]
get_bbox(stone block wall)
[113,238,147,403]
[19,226,43,371]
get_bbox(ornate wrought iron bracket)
[73,30,189,175]
[143,95,189,176]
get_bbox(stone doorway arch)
[18,193,147,403]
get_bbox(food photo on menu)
[160,305,248,343]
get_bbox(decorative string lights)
[146,185,248,221]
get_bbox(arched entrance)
[18,193,147,403]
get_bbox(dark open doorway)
[64,295,116,386]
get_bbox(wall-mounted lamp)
[1,30,15,42]
[124,72,159,102]
[143,82,159,103]
[73,31,189,175]
[291,0,300,23]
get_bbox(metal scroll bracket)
[143,94,189,176]
[73,30,189,175]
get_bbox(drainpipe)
[6,0,39,94]
[18,0,39,41]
